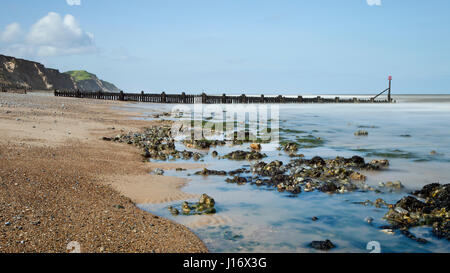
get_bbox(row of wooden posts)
[53,90,391,104]
[1,88,27,94]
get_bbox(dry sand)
[0,91,208,253]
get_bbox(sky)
[0,0,449,94]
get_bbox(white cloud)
[1,12,96,57]
[1,23,22,43]
[66,0,81,6]
[367,0,382,6]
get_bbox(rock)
[223,150,267,161]
[282,142,298,152]
[395,196,425,212]
[182,202,191,214]
[310,156,326,166]
[350,156,366,166]
[430,150,437,155]
[385,181,404,190]
[309,240,336,250]
[354,130,368,136]
[412,183,441,198]
[312,217,319,221]
[432,221,450,240]
[153,168,164,175]
[199,194,215,208]
[226,176,248,184]
[194,168,227,176]
[350,172,366,181]
[319,182,338,193]
[370,159,389,168]
[365,217,374,224]
[286,184,302,194]
[250,143,261,150]
[211,151,218,157]
[384,183,450,240]
[113,204,125,209]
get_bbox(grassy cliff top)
[64,70,97,82]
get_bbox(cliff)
[64,70,120,93]
[0,54,75,90]
[0,54,120,92]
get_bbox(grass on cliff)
[64,70,97,82]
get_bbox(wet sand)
[0,91,207,253]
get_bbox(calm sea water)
[123,95,450,253]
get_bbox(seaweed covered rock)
[319,182,338,193]
[168,194,217,216]
[384,183,450,241]
[107,125,205,161]
[194,168,227,176]
[380,181,404,190]
[223,150,267,161]
[183,139,226,149]
[281,142,298,152]
[354,130,368,136]
[433,221,450,240]
[309,240,336,250]
[226,176,248,185]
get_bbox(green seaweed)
[354,148,418,159]
[279,135,325,149]
[280,128,308,134]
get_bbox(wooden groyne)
[54,90,392,104]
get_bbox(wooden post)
[202,92,207,104]
[182,92,186,103]
[261,94,265,103]
[161,92,166,103]
[353,97,358,103]
[222,93,226,104]
[298,96,303,103]
[335,97,340,103]
[388,75,392,102]
[241,94,246,103]
[119,91,124,101]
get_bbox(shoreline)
[0,92,208,253]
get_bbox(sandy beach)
[0,91,207,253]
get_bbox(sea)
[120,95,450,253]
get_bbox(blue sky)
[1,0,449,94]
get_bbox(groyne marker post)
[388,75,392,102]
